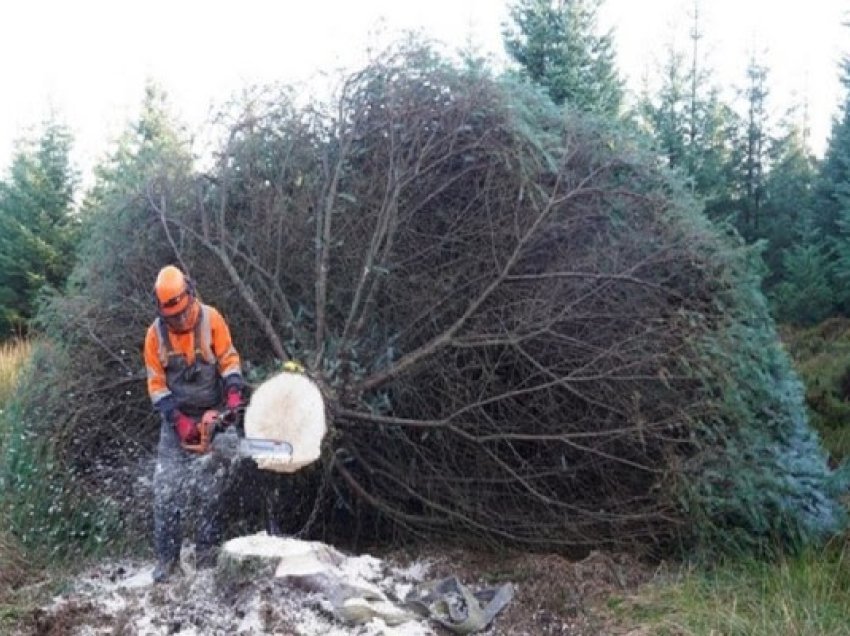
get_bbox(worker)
[143,264,246,583]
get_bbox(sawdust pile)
[27,540,434,636]
[20,541,659,636]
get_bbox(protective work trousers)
[153,416,228,564]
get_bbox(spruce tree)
[0,120,78,337]
[502,0,623,115]
[15,44,843,557]
[815,56,850,241]
[636,4,739,222]
[760,112,817,290]
[811,49,850,317]
[733,52,771,241]
[771,224,836,325]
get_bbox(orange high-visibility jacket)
[144,303,242,407]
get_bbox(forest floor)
[5,539,659,635]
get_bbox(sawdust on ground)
[10,542,660,635]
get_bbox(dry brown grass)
[0,339,30,407]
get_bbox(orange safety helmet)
[154,265,198,331]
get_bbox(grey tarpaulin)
[405,576,515,634]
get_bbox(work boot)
[153,558,179,584]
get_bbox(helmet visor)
[159,291,190,317]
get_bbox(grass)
[779,318,850,460]
[0,339,39,632]
[0,339,30,407]
[610,539,850,636]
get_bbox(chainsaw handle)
[180,409,222,454]
[180,405,249,453]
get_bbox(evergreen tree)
[502,0,623,115]
[733,52,771,241]
[760,112,817,288]
[0,120,78,337]
[638,49,688,170]
[69,82,194,307]
[636,10,739,221]
[771,223,836,325]
[81,82,191,218]
[816,56,850,242]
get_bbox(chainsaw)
[180,408,294,462]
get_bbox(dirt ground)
[402,546,657,635]
[8,541,658,636]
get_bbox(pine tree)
[502,0,623,115]
[0,120,78,337]
[734,52,771,241]
[760,112,817,288]
[815,56,850,241]
[69,82,194,304]
[636,6,739,221]
[638,49,688,170]
[81,82,191,217]
[771,223,836,325]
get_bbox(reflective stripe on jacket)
[144,303,242,408]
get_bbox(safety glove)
[174,410,199,444]
[220,386,245,428]
[225,386,244,411]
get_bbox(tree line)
[1,0,848,337]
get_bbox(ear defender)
[152,285,163,316]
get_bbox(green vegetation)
[503,0,623,114]
[611,541,850,636]
[0,342,130,559]
[0,340,37,631]
[0,120,79,338]
[0,340,129,633]
[780,319,850,461]
[0,344,128,605]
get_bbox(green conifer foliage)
[815,58,850,240]
[770,229,835,326]
[636,37,740,223]
[0,121,78,337]
[503,0,623,115]
[761,118,817,289]
[0,86,194,557]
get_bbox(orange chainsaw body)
[180,409,223,454]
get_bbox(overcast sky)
[0,0,846,183]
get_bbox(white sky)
[0,0,846,184]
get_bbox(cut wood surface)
[244,371,327,473]
[218,532,418,627]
